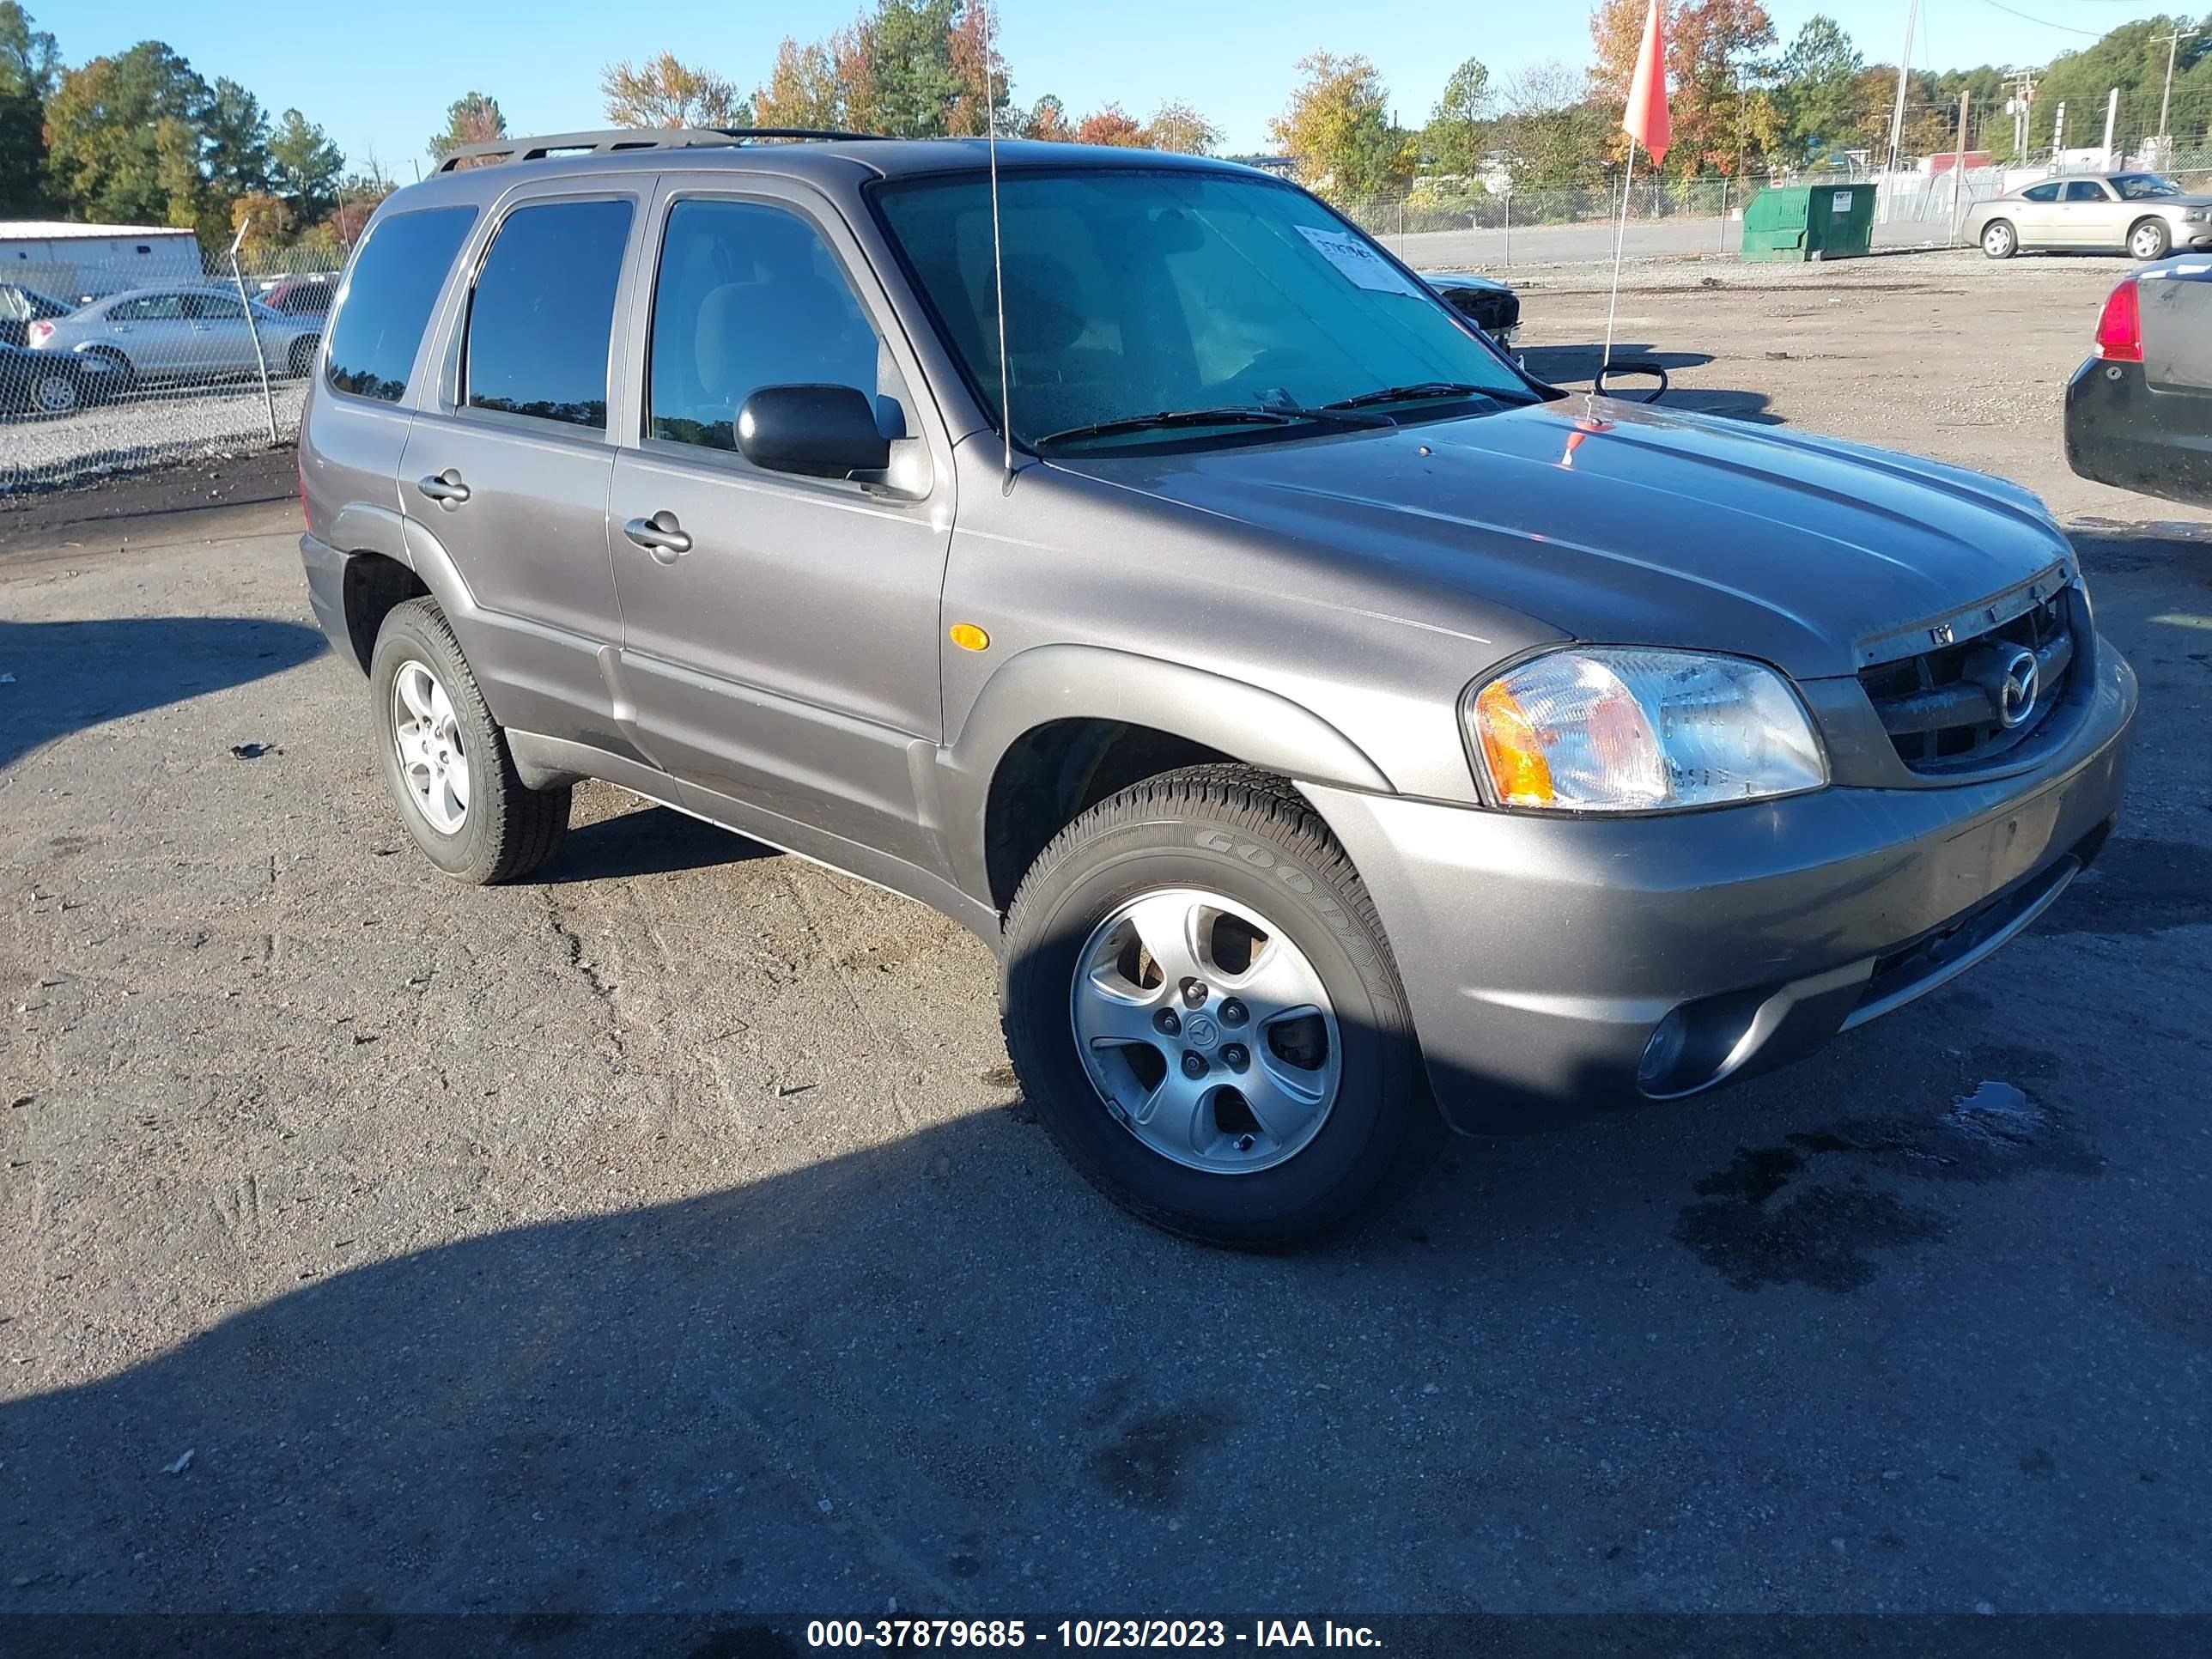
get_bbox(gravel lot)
[2,251,2209,1629]
[0,379,308,496]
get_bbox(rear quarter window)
[325,205,478,404]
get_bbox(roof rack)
[434,127,885,173]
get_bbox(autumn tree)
[1022,93,1073,143]
[428,91,506,162]
[945,0,1009,136]
[755,28,874,131]
[1143,100,1222,155]
[1424,57,1495,175]
[1589,0,1778,174]
[1269,52,1416,199]
[228,188,291,253]
[1074,103,1144,147]
[602,53,743,128]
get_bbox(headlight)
[2184,208,2210,223]
[1465,647,1827,811]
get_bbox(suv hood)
[1053,396,2074,679]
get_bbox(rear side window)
[464,198,634,430]
[325,205,477,404]
[2022,183,2062,204]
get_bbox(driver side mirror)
[737,384,891,481]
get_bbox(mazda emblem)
[1997,647,2039,728]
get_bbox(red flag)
[1622,0,1672,163]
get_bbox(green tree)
[202,76,271,198]
[870,0,962,137]
[429,90,506,162]
[1423,57,1494,175]
[269,108,343,220]
[1268,52,1417,200]
[0,2,59,99]
[0,81,42,213]
[45,43,211,225]
[1776,15,1862,159]
[1143,100,1221,155]
[1494,61,1611,197]
[1022,93,1073,142]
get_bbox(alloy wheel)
[391,659,471,836]
[1070,886,1342,1175]
[32,373,78,413]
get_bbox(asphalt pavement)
[1,255,2209,1626]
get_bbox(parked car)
[1419,269,1521,348]
[298,132,2134,1248]
[0,339,127,414]
[0,281,77,349]
[27,283,323,388]
[1968,172,2212,261]
[2065,257,2212,508]
[259,273,340,317]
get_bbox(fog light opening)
[1638,1008,1692,1095]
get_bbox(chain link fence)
[3,246,340,497]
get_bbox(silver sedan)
[1966,172,2212,262]
[26,283,323,391]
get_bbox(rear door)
[396,182,651,747]
[2012,181,2063,246]
[104,292,191,374]
[605,179,954,866]
[180,289,258,374]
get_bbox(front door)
[2058,179,2122,248]
[180,289,258,375]
[105,291,191,374]
[2012,181,2064,247]
[606,185,953,870]
[396,188,647,749]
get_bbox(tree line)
[7,0,2209,263]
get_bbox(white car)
[26,283,323,390]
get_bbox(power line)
[1972,0,2108,36]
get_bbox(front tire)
[368,597,570,884]
[1001,766,1443,1249]
[2130,219,2172,262]
[1981,219,2017,260]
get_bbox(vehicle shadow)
[545,799,776,885]
[1521,343,1781,425]
[0,615,325,769]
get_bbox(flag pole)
[1602,140,1638,372]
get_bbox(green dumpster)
[1741,182,1878,261]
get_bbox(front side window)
[115,294,185,321]
[646,198,885,453]
[2116,173,2181,200]
[874,168,1526,452]
[325,204,477,404]
[184,292,246,320]
[2063,181,2110,204]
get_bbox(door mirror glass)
[736,383,891,480]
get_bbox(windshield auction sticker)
[1293,225,1425,298]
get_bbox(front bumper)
[1302,643,2136,1134]
[2066,356,2212,509]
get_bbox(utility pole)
[2156,28,2199,140]
[1950,89,1970,245]
[2102,86,2120,169]
[1881,0,1922,219]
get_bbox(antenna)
[982,0,1014,489]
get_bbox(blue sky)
[42,0,2135,176]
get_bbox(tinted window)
[325,204,477,404]
[876,169,1522,451]
[2063,181,2109,203]
[2021,183,2062,204]
[465,198,633,429]
[647,199,884,453]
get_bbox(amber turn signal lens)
[948,623,990,652]
[1473,680,1555,807]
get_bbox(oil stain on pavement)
[1676,1062,2104,1293]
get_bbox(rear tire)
[2130,219,2172,262]
[368,597,570,884]
[29,369,80,415]
[287,335,319,379]
[1981,219,2017,260]
[1001,765,1443,1250]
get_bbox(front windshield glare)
[874,169,1523,451]
[2116,173,2180,199]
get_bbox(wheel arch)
[324,503,478,674]
[942,644,1395,911]
[2128,215,2172,256]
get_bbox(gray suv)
[297,130,2135,1248]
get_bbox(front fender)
[934,641,1394,900]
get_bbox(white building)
[0,222,204,302]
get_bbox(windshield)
[2114,173,2181,199]
[873,168,1525,452]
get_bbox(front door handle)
[623,513,692,564]
[416,470,471,507]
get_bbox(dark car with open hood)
[295,129,2135,1248]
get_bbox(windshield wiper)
[1322,380,1522,411]
[1034,403,1393,448]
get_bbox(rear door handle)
[623,514,692,564]
[416,470,471,507]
